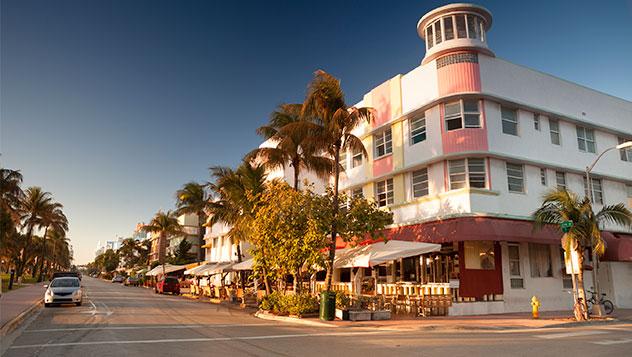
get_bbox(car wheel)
[154,289,158,294]
[76,302,82,306]
[45,303,51,308]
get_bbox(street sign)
[560,220,573,233]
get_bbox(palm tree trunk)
[575,247,589,321]
[325,143,341,292]
[292,160,300,191]
[37,226,49,282]
[197,213,205,262]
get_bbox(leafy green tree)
[142,210,183,266]
[533,188,632,320]
[175,182,211,262]
[302,70,373,290]
[118,238,140,268]
[37,205,68,281]
[0,168,24,224]
[168,239,194,265]
[101,249,120,272]
[248,103,334,190]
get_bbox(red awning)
[603,233,632,262]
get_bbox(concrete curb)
[254,311,336,328]
[0,299,42,336]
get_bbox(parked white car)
[44,277,83,307]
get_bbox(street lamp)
[585,140,632,317]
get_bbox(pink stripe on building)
[373,155,393,177]
[437,56,482,96]
[371,81,391,128]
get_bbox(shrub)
[335,291,350,310]
[259,292,319,317]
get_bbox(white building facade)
[328,3,632,314]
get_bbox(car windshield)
[165,278,178,284]
[51,278,80,288]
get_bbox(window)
[444,16,454,40]
[508,244,524,289]
[402,256,418,281]
[583,177,603,204]
[549,119,560,145]
[467,14,479,39]
[506,163,524,193]
[375,178,394,207]
[501,107,518,135]
[540,168,547,186]
[412,168,429,198]
[339,149,347,170]
[434,20,442,45]
[426,25,434,49]
[529,243,552,277]
[351,147,363,168]
[619,137,632,162]
[374,129,392,158]
[410,116,426,144]
[448,158,487,190]
[627,184,632,198]
[576,126,596,153]
[533,114,540,131]
[455,14,467,38]
[351,187,363,198]
[444,99,480,131]
[464,241,495,270]
[556,171,566,190]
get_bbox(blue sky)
[2,0,632,264]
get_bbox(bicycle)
[586,289,614,315]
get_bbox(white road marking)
[592,338,632,345]
[535,330,608,339]
[25,323,278,333]
[10,331,383,349]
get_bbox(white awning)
[194,262,235,276]
[227,258,254,271]
[334,240,441,268]
[146,264,187,276]
[184,263,212,275]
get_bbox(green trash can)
[319,291,336,321]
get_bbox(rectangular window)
[627,184,632,198]
[529,243,552,278]
[444,99,480,131]
[375,178,394,207]
[351,187,363,198]
[533,114,540,131]
[456,14,467,38]
[351,147,363,168]
[540,168,547,186]
[434,20,442,45]
[426,26,434,49]
[374,129,392,158]
[466,15,479,39]
[464,241,495,270]
[501,106,518,135]
[508,244,524,289]
[576,126,596,153]
[444,16,454,40]
[549,119,560,145]
[412,168,429,198]
[583,177,603,204]
[506,163,524,193]
[619,137,632,162]
[556,171,566,190]
[338,149,347,170]
[410,116,426,144]
[448,158,487,190]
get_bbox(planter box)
[335,308,349,320]
[348,310,372,321]
[371,310,391,320]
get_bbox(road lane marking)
[592,338,632,345]
[25,323,278,333]
[535,331,607,339]
[10,331,384,349]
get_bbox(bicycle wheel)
[602,300,614,315]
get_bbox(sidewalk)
[0,282,45,335]
[256,309,632,331]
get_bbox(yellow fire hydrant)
[531,296,541,319]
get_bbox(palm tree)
[533,188,632,320]
[302,70,373,291]
[15,187,59,279]
[46,228,71,272]
[248,103,335,190]
[142,210,183,273]
[0,168,24,223]
[207,161,268,290]
[175,182,210,262]
[37,205,68,281]
[118,238,140,269]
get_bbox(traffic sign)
[561,220,573,233]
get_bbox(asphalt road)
[2,277,631,356]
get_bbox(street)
[2,277,632,357]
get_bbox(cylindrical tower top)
[417,3,494,64]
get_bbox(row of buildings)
[125,3,632,316]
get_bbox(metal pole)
[586,167,604,317]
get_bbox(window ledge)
[374,153,393,161]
